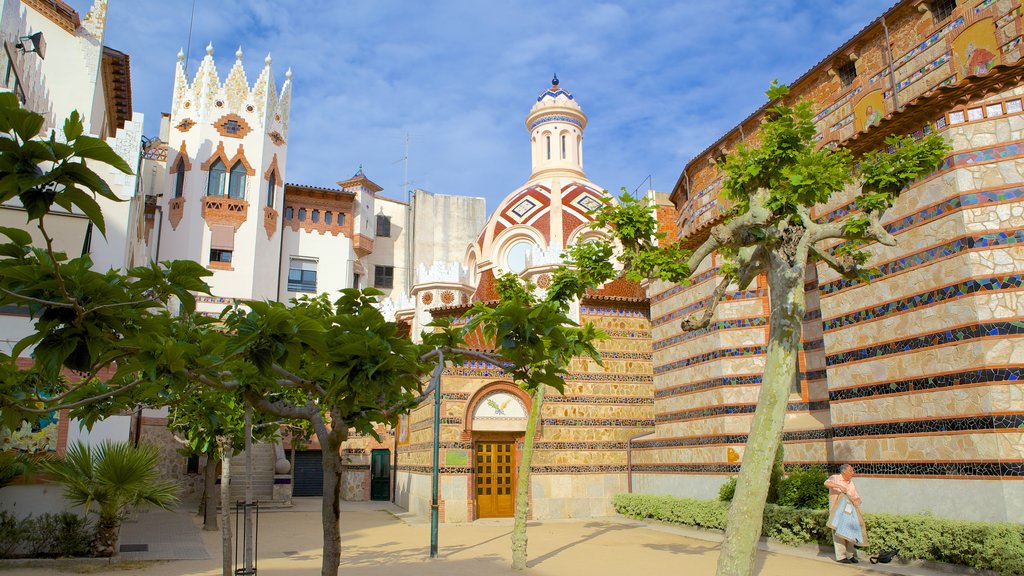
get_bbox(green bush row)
[718,465,830,510]
[0,510,93,558]
[613,493,1024,576]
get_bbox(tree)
[585,82,948,576]
[42,440,178,556]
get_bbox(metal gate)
[292,450,323,497]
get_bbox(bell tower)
[525,75,588,183]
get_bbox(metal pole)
[429,351,444,558]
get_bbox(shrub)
[775,465,829,510]
[614,493,1024,576]
[52,512,93,557]
[718,477,737,502]
[0,510,22,558]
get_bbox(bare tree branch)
[686,188,773,274]
[11,378,145,413]
[271,364,326,396]
[244,391,315,421]
[0,286,75,308]
[681,277,730,332]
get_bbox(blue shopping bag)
[828,494,866,546]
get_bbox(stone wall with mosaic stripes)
[395,301,654,521]
[639,85,1024,523]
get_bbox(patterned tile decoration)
[652,289,766,327]
[975,0,997,12]
[541,418,654,427]
[443,366,653,383]
[631,462,1024,477]
[829,367,1022,401]
[573,194,601,214]
[534,441,628,450]
[528,465,629,473]
[677,178,722,216]
[510,197,538,219]
[656,401,828,423]
[832,414,1024,438]
[603,329,652,338]
[536,88,575,102]
[528,114,583,131]
[545,394,654,405]
[816,149,1024,225]
[824,275,1023,332]
[825,321,1024,366]
[656,375,762,399]
[579,305,650,319]
[599,351,653,360]
[653,345,766,375]
[804,338,825,350]
[634,429,832,449]
[896,51,952,93]
[820,229,1024,296]
[440,392,471,401]
[813,87,862,123]
[651,268,720,304]
[830,113,855,133]
[653,317,768,351]
[892,17,964,69]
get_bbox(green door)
[370,449,390,501]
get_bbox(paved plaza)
[1,499,969,576]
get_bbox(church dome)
[528,74,585,125]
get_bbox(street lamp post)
[429,352,444,558]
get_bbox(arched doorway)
[468,387,529,518]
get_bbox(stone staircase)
[226,443,276,505]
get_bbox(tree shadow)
[441,530,512,558]
[641,540,719,555]
[527,521,634,568]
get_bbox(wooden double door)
[475,440,516,518]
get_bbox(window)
[210,248,232,263]
[186,455,200,474]
[338,213,346,226]
[376,214,391,237]
[325,211,333,225]
[929,0,956,22]
[374,265,394,289]
[207,159,226,196]
[561,134,566,159]
[546,135,551,160]
[173,158,185,198]
[288,258,317,292]
[227,162,246,199]
[837,60,857,87]
[298,208,307,221]
[311,209,320,223]
[505,240,533,273]
[353,273,360,289]
[285,206,293,219]
[266,172,276,207]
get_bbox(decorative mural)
[854,89,886,132]
[0,412,58,452]
[470,391,528,431]
[952,19,1000,77]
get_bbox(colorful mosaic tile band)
[892,17,964,69]
[545,395,654,405]
[633,461,1024,477]
[633,429,831,449]
[824,275,1023,332]
[655,375,762,399]
[826,321,1024,366]
[652,289,766,327]
[656,400,828,423]
[832,414,1024,438]
[896,51,951,93]
[653,316,768,351]
[820,229,1024,296]
[829,367,1022,401]
[580,305,650,318]
[653,345,766,375]
[603,329,652,338]
[541,418,654,427]
[651,268,720,304]
[534,441,628,450]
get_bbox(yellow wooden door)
[475,441,515,518]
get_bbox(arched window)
[505,240,533,273]
[298,208,307,221]
[173,158,185,198]
[207,159,226,197]
[311,209,320,223]
[325,211,333,225]
[546,135,551,160]
[285,206,293,220]
[227,162,246,199]
[266,171,276,208]
[561,134,566,159]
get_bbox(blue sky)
[69,0,894,212]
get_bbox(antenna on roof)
[184,0,196,75]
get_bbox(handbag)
[870,550,897,564]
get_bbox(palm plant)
[42,441,178,557]
[0,451,37,488]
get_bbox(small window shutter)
[211,225,234,250]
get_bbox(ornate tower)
[525,75,588,183]
[157,44,292,311]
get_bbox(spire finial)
[265,53,272,66]
[177,48,185,62]
[552,73,559,86]
[285,67,292,80]
[205,42,214,56]
[235,46,243,60]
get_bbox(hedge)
[613,493,1024,576]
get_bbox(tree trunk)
[511,387,545,570]
[243,406,254,574]
[220,440,233,576]
[715,259,804,576]
[203,451,219,531]
[92,514,120,557]
[320,430,344,576]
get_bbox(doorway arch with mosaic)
[468,386,529,518]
